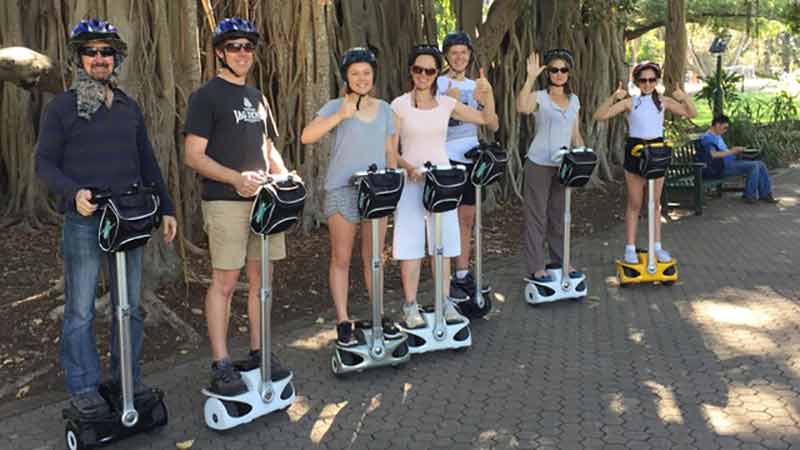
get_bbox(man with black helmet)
[436,31,499,301]
[36,18,177,416]
[184,17,291,397]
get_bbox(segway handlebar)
[552,146,594,162]
[464,141,503,161]
[261,172,300,184]
[419,161,467,173]
[89,183,159,205]
[352,164,406,180]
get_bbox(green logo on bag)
[102,220,113,240]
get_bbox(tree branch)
[0,47,65,93]
[625,11,782,41]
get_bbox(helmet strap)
[219,52,246,79]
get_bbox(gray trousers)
[523,160,565,275]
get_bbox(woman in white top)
[516,49,585,282]
[391,44,497,328]
[593,61,697,264]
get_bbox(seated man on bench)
[699,115,778,204]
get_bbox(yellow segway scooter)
[616,141,678,286]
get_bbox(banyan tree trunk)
[663,0,688,94]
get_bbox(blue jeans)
[61,212,144,395]
[723,159,772,200]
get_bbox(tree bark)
[663,0,688,93]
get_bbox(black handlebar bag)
[422,166,467,213]
[357,170,405,219]
[98,192,160,253]
[558,151,598,187]
[466,143,508,187]
[638,143,673,179]
[249,178,307,236]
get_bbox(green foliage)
[435,0,457,44]
[725,92,800,167]
[695,69,744,112]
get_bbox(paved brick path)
[1,168,798,450]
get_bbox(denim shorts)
[324,186,361,224]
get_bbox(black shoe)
[336,321,358,347]
[451,272,492,298]
[209,359,247,397]
[760,195,779,204]
[742,195,757,204]
[238,350,292,381]
[70,390,111,418]
[381,317,402,340]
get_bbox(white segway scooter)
[452,142,509,318]
[398,162,472,353]
[331,166,411,375]
[64,184,168,450]
[203,174,304,430]
[525,147,597,305]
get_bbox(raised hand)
[671,87,687,102]
[445,80,461,101]
[337,93,358,120]
[613,81,628,100]
[474,67,493,104]
[527,51,544,79]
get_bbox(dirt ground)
[0,180,626,404]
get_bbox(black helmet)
[212,17,260,47]
[340,47,378,79]
[633,61,662,79]
[408,44,443,71]
[543,48,574,67]
[67,18,127,68]
[442,31,473,54]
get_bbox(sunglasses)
[637,77,658,84]
[411,65,438,76]
[80,47,115,58]
[548,67,570,74]
[224,42,256,53]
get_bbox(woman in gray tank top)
[593,61,697,265]
[301,47,401,347]
[516,49,584,282]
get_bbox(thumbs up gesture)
[613,81,628,101]
[474,68,493,105]
[671,87,687,102]
[445,79,461,101]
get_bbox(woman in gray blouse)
[301,47,401,348]
[516,49,585,282]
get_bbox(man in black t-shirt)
[184,18,291,396]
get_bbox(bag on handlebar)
[422,164,467,213]
[356,168,405,219]
[465,142,508,187]
[98,187,161,253]
[558,149,598,187]
[250,177,307,235]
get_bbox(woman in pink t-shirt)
[391,44,498,329]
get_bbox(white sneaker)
[655,248,672,263]
[444,299,465,323]
[402,303,426,329]
[623,249,639,264]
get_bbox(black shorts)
[450,160,477,206]
[623,137,664,176]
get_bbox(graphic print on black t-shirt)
[185,77,279,201]
[447,88,473,128]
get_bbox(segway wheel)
[65,421,89,450]
[331,354,344,377]
[661,281,675,286]
[392,341,409,358]
[150,400,168,428]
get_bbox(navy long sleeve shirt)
[35,89,175,215]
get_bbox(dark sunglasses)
[411,65,438,76]
[80,47,115,58]
[637,77,658,84]
[224,42,256,53]
[548,67,570,74]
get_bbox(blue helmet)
[442,31,473,54]
[340,47,378,79]
[67,18,127,67]
[213,17,260,47]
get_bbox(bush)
[726,93,800,168]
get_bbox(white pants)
[393,181,461,260]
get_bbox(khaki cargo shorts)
[201,200,287,270]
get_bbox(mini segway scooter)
[616,141,678,286]
[453,142,509,318]
[203,174,303,430]
[64,184,168,450]
[525,147,597,305]
[331,166,411,375]
[398,162,472,353]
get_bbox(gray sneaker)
[402,303,426,329]
[444,299,466,323]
